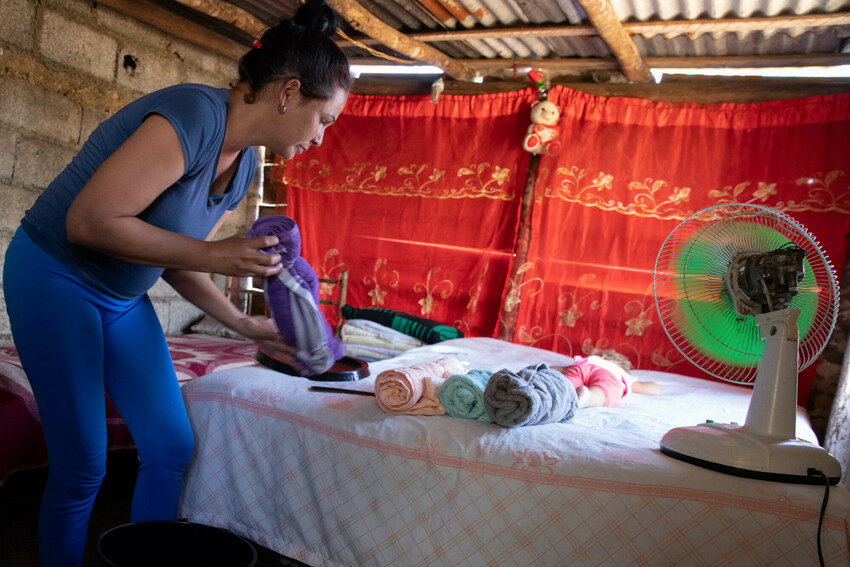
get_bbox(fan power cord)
[807,467,830,567]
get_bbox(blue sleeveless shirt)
[22,84,256,300]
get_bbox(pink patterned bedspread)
[0,334,257,486]
[179,337,850,567]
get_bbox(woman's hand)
[204,234,284,277]
[231,316,301,370]
[161,270,301,370]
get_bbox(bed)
[0,332,258,487]
[177,337,850,567]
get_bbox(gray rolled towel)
[483,363,578,427]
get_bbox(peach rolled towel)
[374,357,465,415]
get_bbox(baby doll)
[522,100,561,155]
[551,351,661,409]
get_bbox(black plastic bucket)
[94,521,257,567]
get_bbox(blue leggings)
[3,229,194,567]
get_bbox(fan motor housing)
[729,245,806,316]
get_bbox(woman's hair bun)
[237,0,352,101]
[293,0,342,37]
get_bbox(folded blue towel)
[439,370,493,422]
[247,216,343,376]
[483,363,578,427]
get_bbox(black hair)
[237,0,353,103]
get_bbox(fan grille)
[653,203,839,384]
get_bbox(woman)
[2,1,352,564]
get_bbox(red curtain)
[507,86,850,403]
[278,90,537,337]
[274,85,850,404]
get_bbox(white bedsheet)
[179,337,850,567]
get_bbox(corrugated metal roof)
[226,0,297,24]
[198,0,850,80]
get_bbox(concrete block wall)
[0,0,254,346]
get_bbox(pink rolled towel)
[375,357,465,415]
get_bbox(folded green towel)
[439,370,493,422]
[341,305,463,344]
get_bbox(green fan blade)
[654,203,839,383]
[674,221,816,368]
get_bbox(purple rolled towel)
[247,215,344,376]
[246,215,301,262]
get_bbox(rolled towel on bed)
[439,370,493,422]
[247,216,343,376]
[483,363,578,427]
[374,357,465,415]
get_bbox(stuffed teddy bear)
[522,100,562,155]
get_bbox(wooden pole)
[574,0,652,83]
[498,153,540,342]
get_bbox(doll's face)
[531,101,560,125]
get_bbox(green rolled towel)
[439,370,493,422]
[341,305,463,344]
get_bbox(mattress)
[0,333,257,486]
[178,337,850,567]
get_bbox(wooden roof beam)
[96,0,248,61]
[171,0,266,38]
[453,53,850,76]
[114,0,483,82]
[572,0,651,82]
[326,0,480,82]
[647,53,850,69]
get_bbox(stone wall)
[0,0,255,345]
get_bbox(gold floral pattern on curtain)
[539,166,849,220]
[289,160,515,200]
[281,90,538,338]
[507,86,850,406]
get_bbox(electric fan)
[653,203,842,485]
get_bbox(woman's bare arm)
[66,114,281,277]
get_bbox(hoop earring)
[278,103,286,114]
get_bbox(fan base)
[661,423,841,485]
